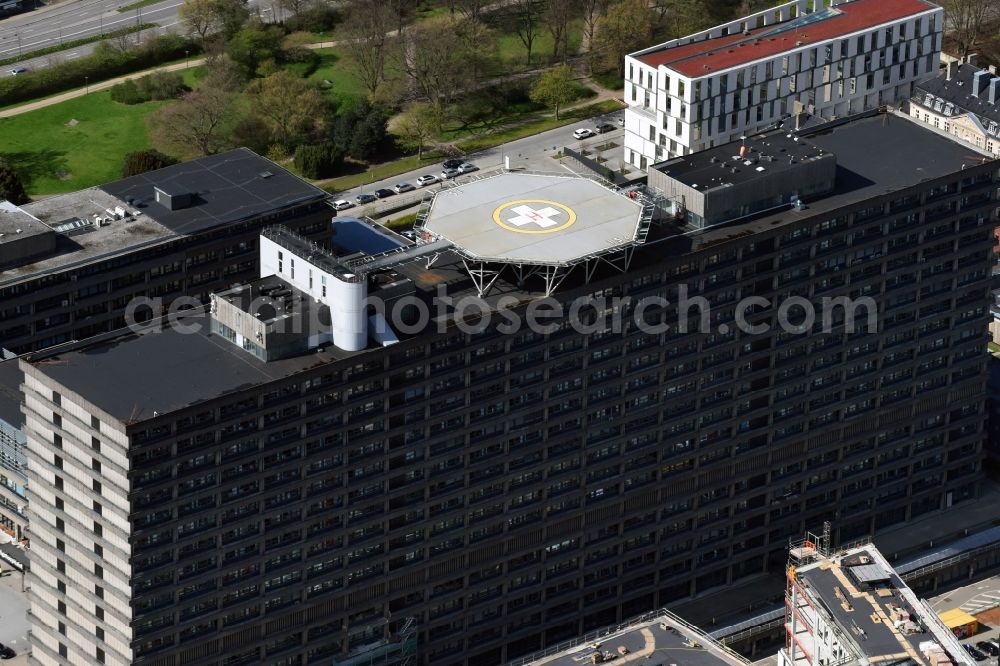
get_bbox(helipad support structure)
[416,171,653,296]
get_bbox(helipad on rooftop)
[421,173,644,266]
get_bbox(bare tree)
[404,17,467,111]
[509,0,542,65]
[150,87,238,157]
[343,0,395,96]
[456,0,488,22]
[545,0,578,62]
[277,0,310,18]
[944,0,998,58]
[581,0,608,64]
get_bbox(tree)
[150,87,238,157]
[944,0,998,58]
[0,160,28,205]
[179,0,249,42]
[596,0,655,76]
[332,100,389,161]
[581,0,608,62]
[293,143,344,179]
[545,0,578,62]
[509,0,541,65]
[658,0,735,38]
[248,70,328,150]
[395,102,438,161]
[342,0,395,97]
[530,64,576,119]
[226,20,285,77]
[121,150,179,178]
[404,17,467,115]
[278,0,311,19]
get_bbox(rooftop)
[22,311,352,424]
[914,63,1000,133]
[637,0,938,77]
[791,543,975,666]
[655,131,831,191]
[214,276,329,330]
[508,609,750,666]
[0,149,328,286]
[421,172,644,266]
[0,200,49,241]
[101,148,328,235]
[688,112,991,248]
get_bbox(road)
[0,0,279,75]
[333,108,634,221]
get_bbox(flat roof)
[0,200,49,241]
[655,131,830,190]
[215,276,328,328]
[690,113,990,249]
[637,0,937,76]
[0,188,171,285]
[422,173,644,265]
[331,217,406,256]
[101,148,328,236]
[517,610,750,666]
[22,312,353,424]
[795,545,973,666]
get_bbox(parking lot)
[0,568,29,662]
[931,573,1000,662]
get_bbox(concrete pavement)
[0,568,29,661]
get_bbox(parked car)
[964,644,987,661]
[442,158,464,170]
[458,162,479,174]
[332,199,354,211]
[416,174,439,187]
[976,642,999,657]
[0,643,14,659]
[618,116,625,126]
[355,193,377,205]
[373,188,395,199]
[393,182,415,193]
[573,128,594,140]
[595,123,615,134]
[401,230,418,240]
[9,67,27,76]
[440,168,460,180]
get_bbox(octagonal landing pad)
[423,173,644,265]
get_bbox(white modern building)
[623,0,943,170]
[779,537,974,666]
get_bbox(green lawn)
[320,152,444,193]
[455,99,623,153]
[305,48,368,108]
[0,90,163,195]
[492,19,584,73]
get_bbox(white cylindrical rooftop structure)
[328,275,367,352]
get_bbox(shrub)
[110,78,144,104]
[121,150,178,178]
[0,159,28,205]
[136,71,186,101]
[293,143,344,179]
[0,34,198,108]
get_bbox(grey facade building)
[0,358,27,540]
[0,148,331,356]
[17,112,995,666]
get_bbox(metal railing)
[503,607,751,666]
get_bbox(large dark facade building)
[18,112,995,666]
[0,148,331,355]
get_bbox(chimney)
[989,77,1000,105]
[972,70,991,97]
[991,65,998,75]
[946,60,955,80]
[967,53,979,67]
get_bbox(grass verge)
[590,69,624,91]
[384,213,417,231]
[0,24,155,69]
[455,99,624,153]
[118,0,166,11]
[319,152,444,193]
[1,90,164,194]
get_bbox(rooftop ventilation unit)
[153,184,193,211]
